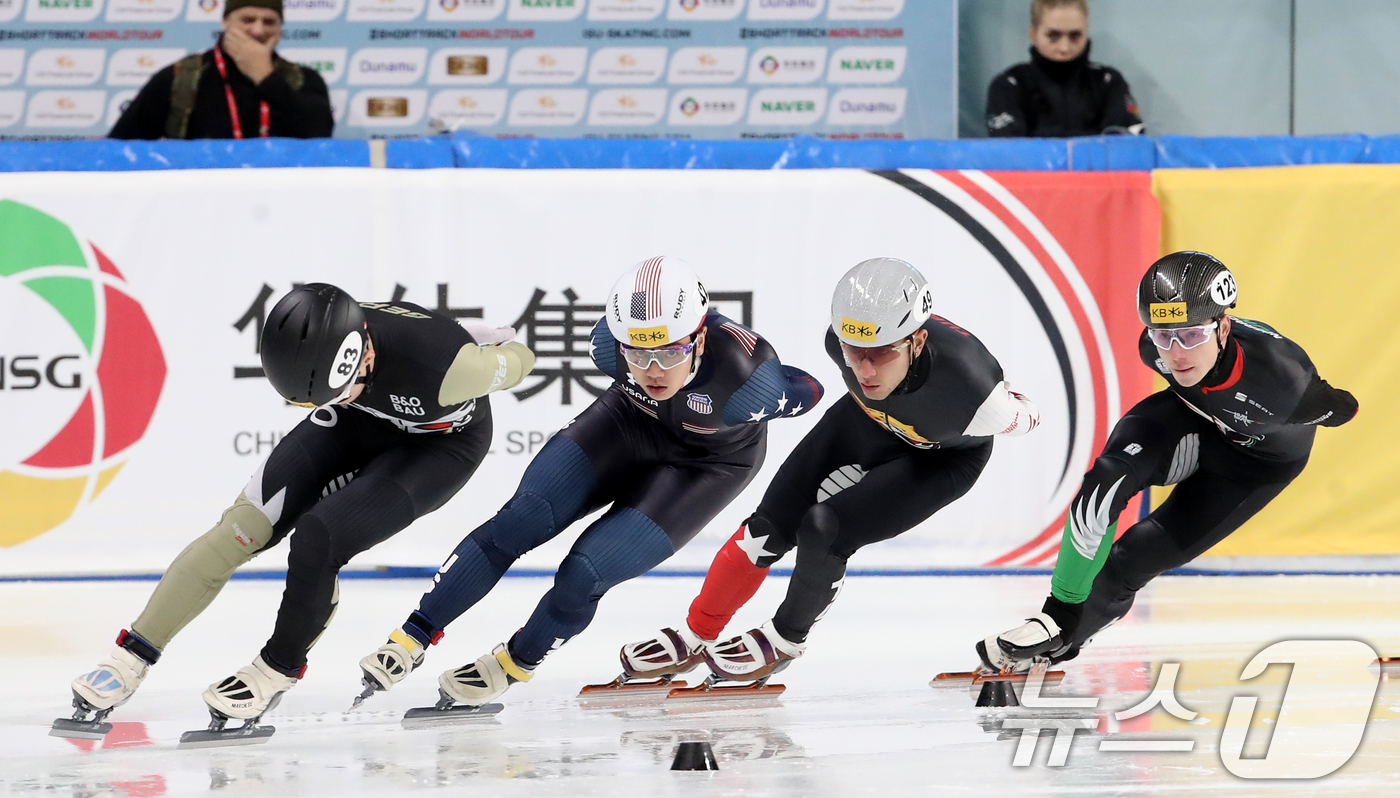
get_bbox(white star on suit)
[776,392,789,413]
[788,403,804,416]
[748,407,769,423]
[734,524,774,565]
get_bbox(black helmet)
[1137,251,1237,328]
[261,284,367,406]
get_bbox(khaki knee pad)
[131,494,275,650]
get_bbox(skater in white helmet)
[352,256,823,713]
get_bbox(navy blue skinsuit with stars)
[403,310,823,665]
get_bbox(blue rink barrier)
[4,566,1400,582]
[7,133,1400,173]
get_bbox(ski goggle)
[621,340,697,370]
[840,340,911,368]
[1147,321,1218,351]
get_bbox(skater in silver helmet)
[615,258,1042,693]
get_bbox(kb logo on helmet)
[1149,302,1188,321]
[628,325,670,345]
[839,317,878,343]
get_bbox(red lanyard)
[212,46,270,139]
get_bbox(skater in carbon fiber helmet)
[56,284,534,743]
[615,258,1042,688]
[350,256,824,711]
[976,251,1358,673]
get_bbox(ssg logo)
[0,200,166,547]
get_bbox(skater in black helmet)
[615,258,1042,689]
[57,284,534,743]
[977,252,1358,673]
[351,256,824,711]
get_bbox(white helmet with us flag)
[606,256,710,346]
[831,257,934,347]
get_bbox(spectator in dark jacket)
[109,0,333,140]
[985,0,1143,138]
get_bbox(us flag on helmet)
[632,256,664,320]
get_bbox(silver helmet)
[831,258,934,347]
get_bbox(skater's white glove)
[463,325,517,346]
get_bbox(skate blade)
[665,681,786,702]
[401,702,504,729]
[929,670,1065,688]
[177,725,275,749]
[49,718,112,741]
[579,677,689,696]
[578,679,689,710]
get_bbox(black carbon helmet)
[261,284,367,406]
[1137,251,1238,328]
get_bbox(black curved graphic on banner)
[873,169,1078,484]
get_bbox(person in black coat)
[109,0,333,140]
[985,0,1143,138]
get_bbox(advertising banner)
[1155,164,1400,559]
[0,167,1157,576]
[0,0,954,140]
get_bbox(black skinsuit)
[1046,318,1359,650]
[986,43,1143,138]
[706,315,1039,644]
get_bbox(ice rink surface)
[4,572,1400,797]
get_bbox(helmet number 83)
[337,347,360,377]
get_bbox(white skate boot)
[349,629,425,711]
[51,646,151,740]
[704,620,805,684]
[439,644,532,707]
[578,626,712,698]
[976,613,1068,673]
[400,644,521,725]
[73,646,150,712]
[179,656,299,748]
[622,626,710,679]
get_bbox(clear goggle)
[1147,321,1218,351]
[840,340,911,368]
[621,340,697,370]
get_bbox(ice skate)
[976,612,1068,672]
[931,613,1071,689]
[348,629,424,711]
[400,644,521,727]
[579,626,707,698]
[51,645,151,740]
[668,620,797,701]
[178,655,298,748]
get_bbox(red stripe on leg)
[687,524,770,641]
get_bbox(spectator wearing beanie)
[110,0,333,140]
[985,0,1143,138]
